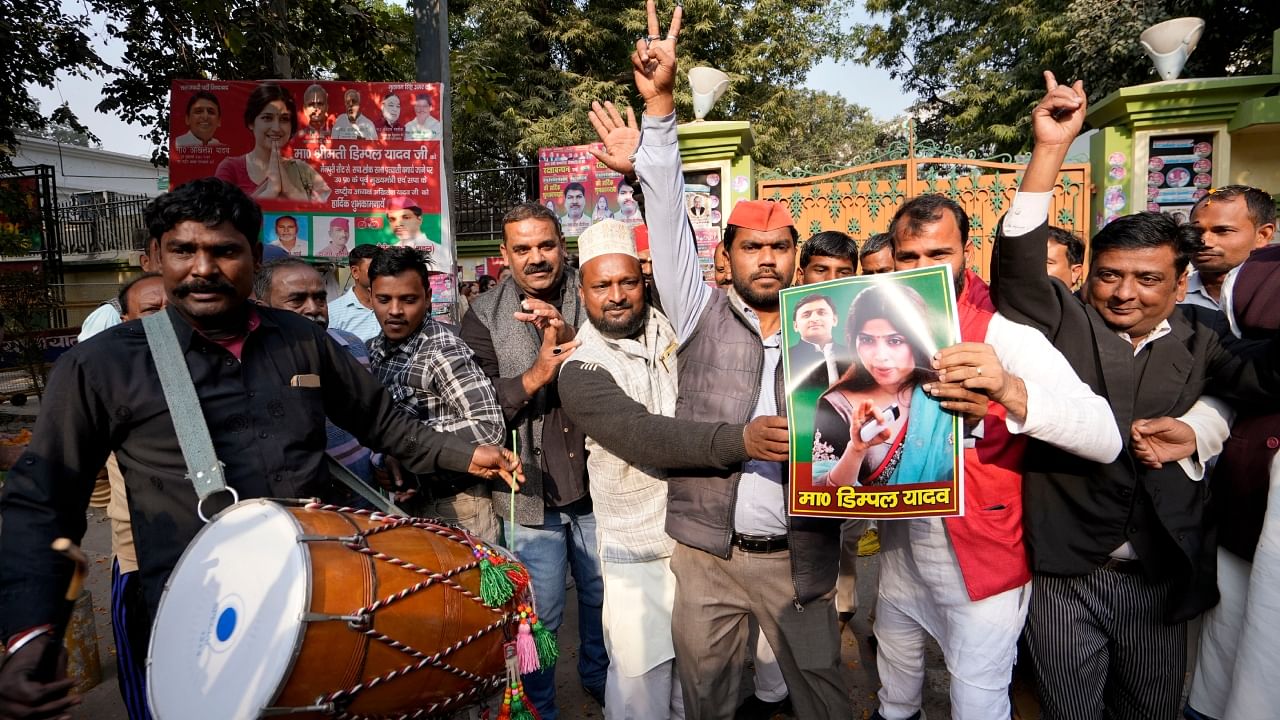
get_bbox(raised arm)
[990,72,1089,338]
[588,1,709,343]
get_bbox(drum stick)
[36,538,88,681]
[510,431,518,544]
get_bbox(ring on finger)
[975,366,983,376]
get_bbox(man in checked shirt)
[367,246,506,543]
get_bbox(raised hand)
[521,323,582,396]
[514,297,576,344]
[588,101,641,176]
[631,0,682,115]
[1033,71,1087,150]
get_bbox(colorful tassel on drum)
[515,620,540,674]
[500,642,541,720]
[475,546,516,606]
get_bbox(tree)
[0,0,106,169]
[90,0,417,165]
[16,105,100,148]
[75,0,867,171]
[854,0,1279,154]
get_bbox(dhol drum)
[147,500,540,719]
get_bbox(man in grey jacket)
[587,6,847,716]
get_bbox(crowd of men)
[2,4,1280,720]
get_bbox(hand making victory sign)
[587,0,682,175]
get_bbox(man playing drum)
[0,177,521,717]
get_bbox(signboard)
[0,177,43,254]
[1145,133,1215,222]
[168,80,451,273]
[782,266,963,519]
[538,144,645,237]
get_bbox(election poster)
[168,80,452,278]
[782,266,964,520]
[538,144,645,238]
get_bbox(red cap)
[386,196,421,212]
[329,217,350,230]
[725,200,794,232]
[632,225,650,254]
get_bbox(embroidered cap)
[578,219,638,266]
[329,218,350,230]
[386,196,422,213]
[725,200,795,232]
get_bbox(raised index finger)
[667,3,682,40]
[647,0,660,38]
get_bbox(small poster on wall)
[1146,134,1214,216]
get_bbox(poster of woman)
[782,265,964,520]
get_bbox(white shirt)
[78,301,122,342]
[332,114,378,140]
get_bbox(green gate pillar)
[677,120,756,220]
[1087,28,1280,228]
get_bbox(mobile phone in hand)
[859,403,901,443]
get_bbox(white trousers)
[751,626,788,702]
[874,518,1029,720]
[605,658,686,720]
[602,557,684,719]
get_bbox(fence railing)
[454,165,538,242]
[55,194,152,256]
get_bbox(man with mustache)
[403,92,442,141]
[561,182,593,237]
[297,83,330,141]
[1182,185,1275,310]
[460,202,609,717]
[253,257,380,498]
[990,73,1280,720]
[268,214,305,256]
[615,181,645,228]
[367,247,504,544]
[0,178,522,718]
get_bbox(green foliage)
[0,0,106,169]
[855,0,1279,154]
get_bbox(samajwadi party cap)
[329,218,350,230]
[726,200,795,232]
[578,219,637,266]
[386,196,421,213]
[632,225,650,254]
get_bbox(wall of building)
[1228,131,1280,196]
[10,136,165,204]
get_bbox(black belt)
[1101,557,1144,575]
[731,533,788,554]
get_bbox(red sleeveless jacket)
[943,271,1032,601]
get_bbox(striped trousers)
[1026,567,1185,720]
[111,559,153,720]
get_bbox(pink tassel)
[516,621,541,674]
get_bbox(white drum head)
[148,500,308,719]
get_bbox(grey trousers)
[669,543,849,720]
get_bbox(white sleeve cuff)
[640,111,678,146]
[1176,396,1235,481]
[1001,191,1054,237]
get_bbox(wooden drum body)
[147,500,517,719]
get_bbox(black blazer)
[990,221,1280,620]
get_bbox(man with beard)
[367,247,504,543]
[560,182,593,237]
[253,257,378,493]
[0,178,522,718]
[614,181,645,228]
[558,219,787,718]
[332,88,377,140]
[328,243,384,342]
[460,202,609,717]
[587,10,850,712]
[298,84,330,141]
[174,91,223,149]
[869,192,1123,720]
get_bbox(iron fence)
[55,194,151,256]
[454,165,538,241]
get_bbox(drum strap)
[142,311,229,503]
[325,456,405,516]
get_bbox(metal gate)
[758,129,1091,280]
